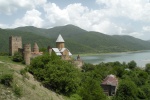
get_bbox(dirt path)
[0,61,4,63]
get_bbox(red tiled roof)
[31,52,43,55]
[101,74,118,86]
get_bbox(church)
[48,34,72,60]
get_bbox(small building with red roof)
[101,74,118,96]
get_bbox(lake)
[79,50,150,67]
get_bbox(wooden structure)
[101,74,118,96]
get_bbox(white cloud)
[96,0,150,21]
[129,32,144,38]
[13,9,43,28]
[0,0,47,14]
[1,0,150,40]
[92,20,124,35]
[94,0,150,39]
[43,2,126,35]
[0,23,9,29]
[143,26,150,32]
[44,3,70,26]
[43,3,90,27]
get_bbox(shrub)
[0,74,13,86]
[12,83,22,97]
[20,68,29,80]
[12,52,23,62]
[70,94,82,100]
[20,69,26,75]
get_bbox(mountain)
[0,28,55,53]
[0,24,150,54]
[147,40,150,42]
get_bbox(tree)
[113,80,138,100]
[112,66,125,78]
[29,53,81,95]
[128,60,137,69]
[79,75,106,100]
[43,61,81,95]
[145,63,150,74]
[82,63,95,72]
[137,71,148,86]
[141,84,150,99]
[137,88,146,99]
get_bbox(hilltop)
[0,24,150,54]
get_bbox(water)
[79,50,150,67]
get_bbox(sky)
[0,0,150,40]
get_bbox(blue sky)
[0,0,150,40]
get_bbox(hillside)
[0,24,150,54]
[0,56,66,100]
[0,29,55,53]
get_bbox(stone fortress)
[9,34,83,67]
[9,36,43,65]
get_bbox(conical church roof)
[33,42,39,53]
[34,43,39,49]
[56,34,65,42]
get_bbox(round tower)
[56,34,65,50]
[47,46,52,55]
[33,42,39,53]
[23,44,31,65]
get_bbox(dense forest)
[26,53,150,100]
[1,25,150,54]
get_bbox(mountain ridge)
[0,24,150,54]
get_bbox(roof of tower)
[56,34,65,42]
[34,43,39,49]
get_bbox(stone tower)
[9,36,22,56]
[48,46,52,55]
[23,44,31,65]
[56,34,65,50]
[33,43,39,53]
[77,55,80,60]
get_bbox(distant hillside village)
[9,34,83,67]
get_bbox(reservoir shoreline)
[74,50,150,67]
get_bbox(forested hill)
[0,24,150,54]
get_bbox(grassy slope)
[0,56,67,100]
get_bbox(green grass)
[0,56,13,63]
[0,63,13,76]
[0,56,25,66]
